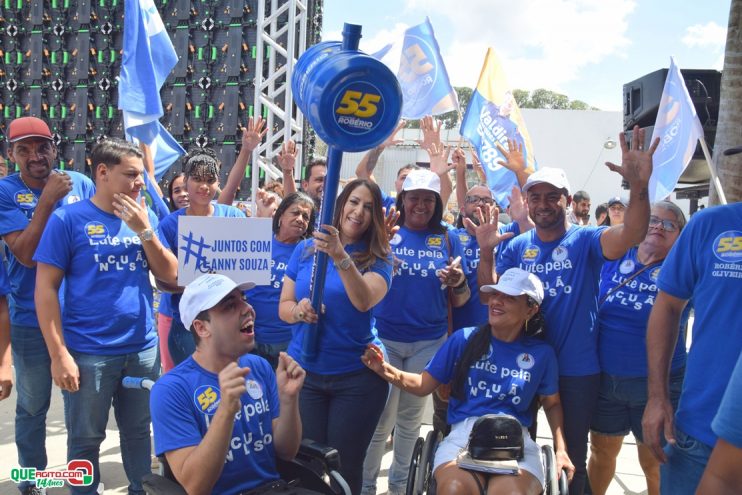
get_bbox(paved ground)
[0,388,650,494]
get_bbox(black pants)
[559,374,601,495]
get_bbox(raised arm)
[361,343,440,396]
[600,126,658,260]
[452,147,468,213]
[355,119,406,181]
[277,140,298,197]
[219,117,267,205]
[428,143,455,207]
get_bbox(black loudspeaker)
[623,68,721,185]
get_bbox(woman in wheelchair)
[362,268,575,494]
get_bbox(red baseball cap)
[7,117,53,143]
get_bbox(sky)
[322,0,731,111]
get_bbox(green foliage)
[512,88,600,110]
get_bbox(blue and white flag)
[397,18,458,119]
[119,0,184,180]
[648,57,704,202]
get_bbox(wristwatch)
[335,256,353,271]
[138,228,155,242]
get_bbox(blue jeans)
[11,324,53,492]
[559,374,601,495]
[660,428,713,495]
[64,346,160,494]
[362,334,447,495]
[299,367,389,495]
[167,316,194,366]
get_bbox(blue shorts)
[590,368,684,443]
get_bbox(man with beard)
[567,190,591,226]
[0,117,94,495]
[476,127,657,495]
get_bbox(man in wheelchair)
[362,268,575,494]
[150,274,313,495]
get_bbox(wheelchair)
[122,377,351,495]
[405,428,569,495]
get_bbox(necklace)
[18,174,40,205]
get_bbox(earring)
[278,219,282,228]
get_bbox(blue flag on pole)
[119,0,184,181]
[460,48,537,207]
[648,57,704,202]
[397,18,458,119]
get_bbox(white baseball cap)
[402,169,441,195]
[480,268,544,304]
[522,167,571,195]
[179,274,256,330]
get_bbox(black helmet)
[466,414,524,461]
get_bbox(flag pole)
[698,137,728,205]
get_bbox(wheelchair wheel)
[541,444,559,495]
[415,429,441,495]
[406,436,425,495]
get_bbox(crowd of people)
[0,114,740,495]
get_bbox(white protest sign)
[176,216,272,286]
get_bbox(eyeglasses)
[649,216,679,232]
[465,195,494,205]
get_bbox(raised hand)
[471,149,487,183]
[114,194,151,235]
[277,140,298,173]
[438,256,465,288]
[241,117,267,152]
[380,120,406,149]
[39,170,73,205]
[605,125,658,188]
[428,142,454,177]
[416,115,442,152]
[464,204,514,254]
[452,147,467,173]
[496,138,529,174]
[383,206,400,242]
[218,362,251,416]
[276,352,305,398]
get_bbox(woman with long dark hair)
[363,268,574,495]
[247,192,315,367]
[278,179,394,494]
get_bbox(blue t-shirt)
[373,226,469,343]
[158,204,246,320]
[497,225,607,376]
[33,199,158,354]
[598,248,688,376]
[712,350,742,449]
[381,190,396,212]
[0,262,11,297]
[151,354,280,495]
[426,327,558,426]
[658,203,742,447]
[0,172,94,326]
[247,236,299,345]
[158,292,173,318]
[285,239,393,374]
[452,222,520,331]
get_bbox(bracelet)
[453,281,469,294]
